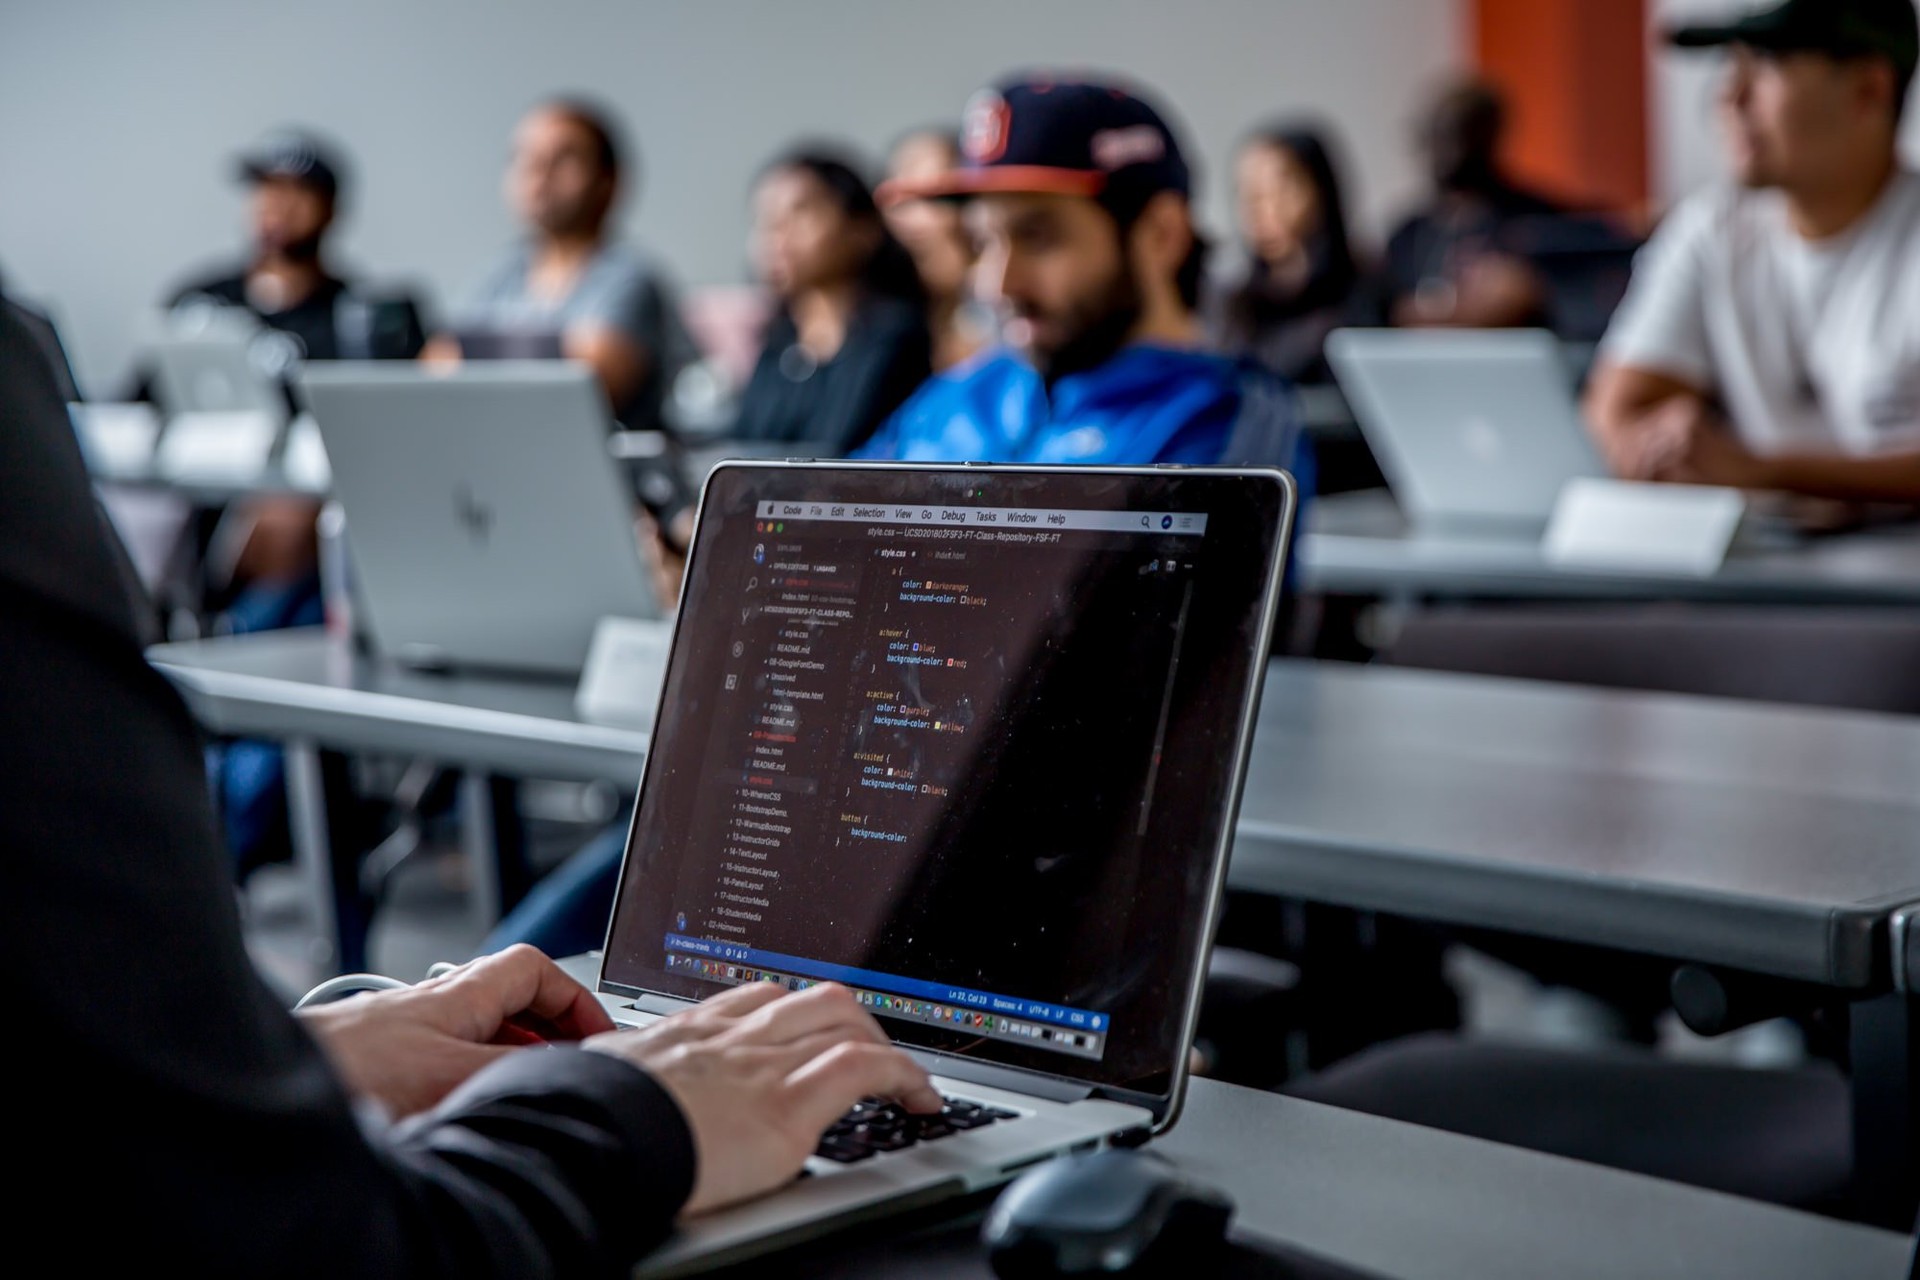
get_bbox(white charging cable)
[294,961,462,1010]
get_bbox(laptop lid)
[151,333,292,428]
[1327,328,1604,527]
[599,462,1296,1129]
[297,362,659,675]
[453,327,567,362]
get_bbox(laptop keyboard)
[812,1095,1019,1164]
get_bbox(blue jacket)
[856,344,1309,481]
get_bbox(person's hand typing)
[299,944,616,1118]
[584,982,942,1216]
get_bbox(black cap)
[879,73,1190,220]
[235,130,343,202]
[1669,0,1918,79]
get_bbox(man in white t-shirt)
[1587,0,1920,505]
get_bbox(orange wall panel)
[1472,0,1650,215]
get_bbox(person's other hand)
[1635,400,1773,489]
[299,944,616,1118]
[418,334,464,368]
[1616,396,1715,480]
[584,982,942,1216]
[1667,422,1774,489]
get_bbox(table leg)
[491,775,532,915]
[1848,990,1917,1229]
[457,773,533,938]
[459,772,503,933]
[282,741,374,975]
[280,736,382,974]
[284,740,341,975]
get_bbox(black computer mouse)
[983,1148,1234,1278]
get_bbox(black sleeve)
[0,303,696,1275]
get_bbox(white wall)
[1651,0,1920,204]
[0,0,1464,397]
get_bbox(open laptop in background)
[150,330,293,426]
[1328,328,1606,533]
[451,326,566,362]
[297,362,660,676]
[594,461,1296,1275]
[149,325,301,483]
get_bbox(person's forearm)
[1749,447,1920,503]
[1581,363,1710,482]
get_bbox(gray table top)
[1300,491,1920,605]
[151,630,649,783]
[153,631,1920,989]
[549,958,1910,1280]
[1155,1077,1908,1280]
[1237,662,1920,988]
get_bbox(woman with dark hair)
[732,149,934,454]
[1205,122,1361,384]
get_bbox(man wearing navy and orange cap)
[861,73,1305,473]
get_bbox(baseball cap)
[1668,0,1918,80]
[879,73,1190,221]
[235,130,344,202]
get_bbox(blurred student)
[166,130,426,361]
[155,131,425,572]
[860,73,1302,470]
[883,129,992,370]
[162,132,426,873]
[1586,0,1920,505]
[430,99,694,431]
[731,150,932,453]
[1361,79,1563,330]
[1205,122,1361,384]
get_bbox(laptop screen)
[602,463,1292,1098]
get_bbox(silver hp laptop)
[1328,328,1605,530]
[596,461,1296,1275]
[297,363,659,674]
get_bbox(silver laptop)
[151,330,293,429]
[297,363,660,675]
[1328,328,1605,530]
[594,461,1296,1275]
